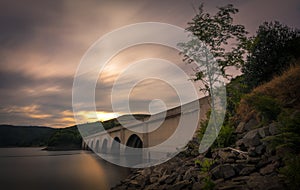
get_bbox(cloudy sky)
[0,0,299,128]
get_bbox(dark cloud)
[0,0,63,49]
[0,0,299,127]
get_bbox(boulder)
[235,122,246,133]
[158,174,170,184]
[242,129,261,147]
[255,144,266,155]
[269,123,279,135]
[149,176,158,183]
[144,182,160,190]
[170,180,191,190]
[239,165,256,175]
[244,119,259,131]
[211,164,236,179]
[260,162,279,175]
[248,147,257,157]
[192,182,203,190]
[165,173,177,184]
[247,175,285,190]
[258,127,270,138]
[183,167,197,181]
[141,168,152,176]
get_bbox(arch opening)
[95,140,100,153]
[101,139,108,153]
[90,141,94,151]
[111,137,121,155]
[126,134,143,148]
[125,134,143,165]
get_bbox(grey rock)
[269,123,279,135]
[247,157,261,164]
[242,129,261,147]
[149,176,158,183]
[236,159,248,164]
[235,139,244,148]
[128,180,139,186]
[158,174,170,184]
[244,119,259,131]
[236,122,246,133]
[258,126,270,138]
[144,182,160,190]
[192,182,203,190]
[141,168,152,176]
[170,180,191,190]
[247,175,285,190]
[248,147,257,157]
[256,157,272,169]
[255,144,266,155]
[239,165,256,175]
[165,173,177,184]
[183,168,192,180]
[211,164,236,179]
[260,162,278,175]
[231,176,251,182]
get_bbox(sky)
[0,0,299,128]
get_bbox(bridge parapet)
[81,96,210,163]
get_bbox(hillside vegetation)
[0,125,82,150]
[112,63,300,190]
[0,125,55,147]
[237,63,300,123]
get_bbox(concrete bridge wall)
[82,97,210,158]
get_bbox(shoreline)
[42,146,82,151]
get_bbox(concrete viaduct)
[81,97,210,163]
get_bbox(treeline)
[46,126,82,150]
[0,125,82,149]
[0,125,56,147]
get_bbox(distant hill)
[0,125,83,149]
[0,114,151,148]
[0,125,56,147]
[46,125,82,150]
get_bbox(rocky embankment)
[112,118,287,190]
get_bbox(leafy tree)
[180,4,248,77]
[242,21,300,88]
[48,128,82,147]
[178,4,248,151]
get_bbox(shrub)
[280,155,300,190]
[198,117,235,149]
[244,94,281,123]
[242,21,300,89]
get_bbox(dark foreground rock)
[112,120,288,190]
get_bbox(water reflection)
[0,148,129,190]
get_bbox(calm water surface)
[0,148,130,190]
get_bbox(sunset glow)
[96,112,120,122]
[0,0,299,128]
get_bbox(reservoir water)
[0,148,130,190]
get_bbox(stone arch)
[125,134,143,165]
[83,142,88,150]
[111,137,121,155]
[126,134,143,148]
[95,139,100,153]
[101,138,108,153]
[90,140,94,150]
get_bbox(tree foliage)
[48,127,82,147]
[178,4,247,150]
[242,21,300,89]
[181,4,248,77]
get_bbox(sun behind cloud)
[96,111,120,122]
